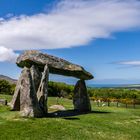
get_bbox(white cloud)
[116,61,140,66]
[0,46,19,62]
[0,0,140,50]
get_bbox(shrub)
[0,80,16,95]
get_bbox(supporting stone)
[20,67,43,117]
[30,65,42,92]
[9,66,43,117]
[73,80,91,112]
[36,64,49,115]
[9,68,25,111]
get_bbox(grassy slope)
[0,95,140,140]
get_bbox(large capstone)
[73,80,91,112]
[16,50,93,80]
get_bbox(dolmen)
[9,50,93,117]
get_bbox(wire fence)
[91,101,140,109]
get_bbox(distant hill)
[0,75,17,84]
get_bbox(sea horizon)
[88,84,140,88]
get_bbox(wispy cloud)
[0,46,18,62]
[0,0,139,52]
[115,61,140,66]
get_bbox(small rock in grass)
[0,99,7,105]
[49,105,66,111]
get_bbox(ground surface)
[0,95,140,140]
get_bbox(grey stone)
[9,69,24,111]
[0,99,7,105]
[10,50,93,117]
[10,67,43,117]
[49,105,66,111]
[37,64,49,114]
[30,65,41,93]
[16,50,93,80]
[73,80,91,112]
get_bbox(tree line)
[0,79,140,106]
[87,88,140,107]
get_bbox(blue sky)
[0,0,140,85]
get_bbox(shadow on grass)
[47,110,111,119]
[63,117,80,120]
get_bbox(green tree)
[0,80,16,95]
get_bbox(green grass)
[0,94,12,102]
[0,95,140,140]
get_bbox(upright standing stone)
[73,80,91,112]
[30,65,42,92]
[9,68,25,111]
[10,67,43,117]
[20,67,42,117]
[37,64,49,114]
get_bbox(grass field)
[0,95,140,140]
